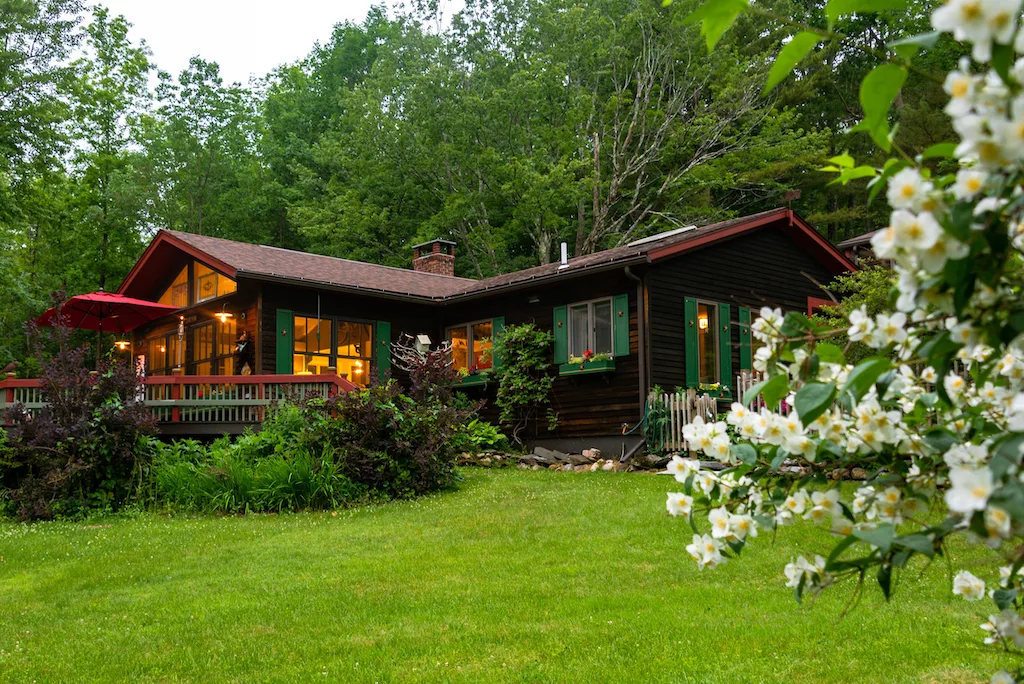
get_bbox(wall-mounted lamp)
[113,339,130,351]
[527,296,540,304]
[215,304,234,324]
[698,313,709,330]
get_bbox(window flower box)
[558,358,616,376]
[457,373,491,387]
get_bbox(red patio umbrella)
[36,291,180,363]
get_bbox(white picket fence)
[645,388,719,452]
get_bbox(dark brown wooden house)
[117,207,854,449]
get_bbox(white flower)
[944,68,978,118]
[729,513,757,540]
[870,312,908,347]
[932,0,1021,62]
[686,533,724,570]
[784,555,831,594]
[886,168,934,211]
[848,306,875,342]
[666,492,693,518]
[782,489,810,516]
[831,517,854,536]
[891,210,942,252]
[953,570,987,601]
[664,455,700,483]
[986,506,1012,538]
[945,466,994,513]
[708,506,732,538]
[953,168,987,200]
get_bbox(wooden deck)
[0,373,357,436]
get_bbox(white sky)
[95,0,385,85]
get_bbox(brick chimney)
[412,239,456,276]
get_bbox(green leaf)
[815,342,845,364]
[840,357,891,404]
[828,152,855,168]
[994,588,1018,610]
[893,533,934,557]
[742,377,769,406]
[826,0,908,26]
[794,382,836,427]
[857,64,907,152]
[828,165,878,186]
[684,0,749,51]
[825,534,859,570]
[992,42,1014,84]
[731,443,757,466]
[888,30,940,60]
[764,32,822,94]
[921,142,957,159]
[761,373,791,410]
[770,450,787,471]
[854,524,895,554]
[922,427,956,454]
[944,202,974,241]
[877,564,892,600]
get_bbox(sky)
[96,0,384,85]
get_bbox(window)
[145,333,180,375]
[194,262,236,303]
[446,320,494,373]
[292,315,373,386]
[696,302,718,384]
[157,266,189,309]
[190,319,236,375]
[568,298,613,358]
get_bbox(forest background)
[0,0,958,365]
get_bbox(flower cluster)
[664,2,1024,679]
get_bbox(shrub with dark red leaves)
[1,292,156,520]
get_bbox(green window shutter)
[553,305,568,364]
[376,321,391,383]
[684,297,698,388]
[612,293,629,357]
[276,309,293,375]
[738,306,752,371]
[491,316,506,370]
[718,303,732,393]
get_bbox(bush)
[149,348,473,513]
[453,418,511,454]
[2,294,156,520]
[490,323,556,445]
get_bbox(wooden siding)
[442,271,643,440]
[647,224,839,393]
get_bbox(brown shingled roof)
[164,230,476,299]
[119,207,853,302]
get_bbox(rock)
[568,453,591,465]
[850,467,869,480]
[582,448,602,460]
[610,461,628,472]
[548,464,561,470]
[480,457,492,467]
[573,465,590,472]
[517,463,530,470]
[534,446,569,463]
[532,464,544,471]
[562,463,573,471]
[601,460,615,471]
[589,462,601,472]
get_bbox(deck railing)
[0,373,357,426]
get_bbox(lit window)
[194,263,236,303]
[292,316,373,385]
[157,266,188,309]
[568,298,613,358]
[191,319,236,375]
[446,320,494,373]
[697,302,718,384]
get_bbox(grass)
[0,469,1010,683]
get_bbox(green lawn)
[0,470,1008,682]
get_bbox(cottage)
[117,207,854,449]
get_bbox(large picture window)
[568,298,613,358]
[447,320,494,373]
[292,315,373,386]
[696,302,718,384]
[157,261,237,309]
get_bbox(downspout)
[624,265,646,433]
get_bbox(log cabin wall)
[647,224,838,394]
[441,269,643,442]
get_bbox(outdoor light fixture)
[113,340,130,351]
[215,304,234,324]
[698,313,709,330]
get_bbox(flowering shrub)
[673,1,1024,680]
